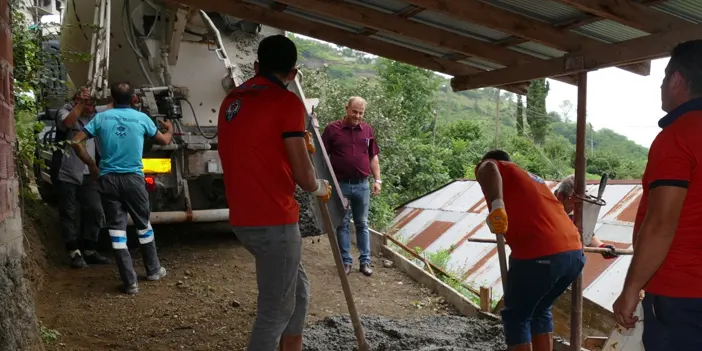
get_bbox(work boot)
[532,333,553,351]
[278,334,302,351]
[344,264,352,275]
[360,263,373,276]
[69,251,88,269]
[83,251,110,265]
[146,267,167,281]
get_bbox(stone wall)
[0,1,41,349]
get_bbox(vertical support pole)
[570,72,588,350]
[495,89,501,148]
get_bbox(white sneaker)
[146,267,167,281]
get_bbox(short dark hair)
[481,149,511,162]
[667,40,702,95]
[257,35,297,75]
[110,81,135,106]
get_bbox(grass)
[40,325,61,343]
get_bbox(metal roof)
[389,179,642,312]
[195,0,702,92]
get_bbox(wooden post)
[571,72,588,351]
[479,286,492,312]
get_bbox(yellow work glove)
[486,199,508,234]
[304,131,315,154]
[312,179,331,203]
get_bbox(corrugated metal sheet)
[345,0,410,14]
[510,42,567,59]
[479,0,586,24]
[390,179,642,312]
[369,32,452,56]
[572,20,650,43]
[411,11,511,42]
[653,0,702,24]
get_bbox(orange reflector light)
[145,176,156,192]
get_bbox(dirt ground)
[22,199,457,350]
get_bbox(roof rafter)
[174,0,531,94]
[400,0,649,76]
[552,0,697,33]
[450,24,702,91]
[270,0,578,86]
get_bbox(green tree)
[526,79,550,144]
[516,94,524,136]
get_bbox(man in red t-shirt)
[217,35,331,351]
[475,150,584,351]
[613,40,702,351]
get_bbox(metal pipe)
[466,238,633,255]
[87,0,100,94]
[571,72,588,351]
[102,0,111,99]
[126,209,229,225]
[151,144,179,151]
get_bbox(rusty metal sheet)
[406,220,455,251]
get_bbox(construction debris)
[302,315,506,351]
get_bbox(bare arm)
[370,154,380,180]
[62,103,84,128]
[622,186,686,294]
[589,236,604,247]
[284,137,317,192]
[476,161,503,204]
[71,131,97,168]
[152,120,174,145]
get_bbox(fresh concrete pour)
[303,315,507,351]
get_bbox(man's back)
[217,75,307,227]
[635,108,702,298]
[84,106,157,176]
[477,161,581,259]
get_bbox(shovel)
[496,233,509,293]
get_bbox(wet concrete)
[296,187,323,237]
[303,315,507,351]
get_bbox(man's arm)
[152,119,174,145]
[284,137,318,192]
[370,155,380,180]
[476,161,504,205]
[622,186,687,294]
[71,131,97,168]
[60,104,83,129]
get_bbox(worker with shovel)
[475,150,584,351]
[217,34,331,351]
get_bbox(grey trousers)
[57,176,104,252]
[98,173,161,286]
[233,223,310,351]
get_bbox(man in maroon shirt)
[322,97,381,276]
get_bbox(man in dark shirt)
[322,97,381,276]
[613,40,702,351]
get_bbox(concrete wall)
[0,0,41,349]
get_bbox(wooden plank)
[181,0,530,94]
[401,0,649,76]
[450,24,702,91]
[553,0,697,33]
[479,286,491,313]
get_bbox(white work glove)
[312,179,331,203]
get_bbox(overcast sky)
[546,58,668,148]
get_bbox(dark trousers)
[501,249,585,346]
[98,173,161,286]
[57,176,104,252]
[642,293,702,351]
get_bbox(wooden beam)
[179,0,531,94]
[401,0,648,76]
[450,24,702,91]
[269,0,577,86]
[552,0,697,33]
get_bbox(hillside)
[291,34,649,161]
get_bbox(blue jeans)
[336,180,371,266]
[501,249,585,346]
[642,293,702,351]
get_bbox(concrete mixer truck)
[33,0,336,230]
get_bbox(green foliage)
[39,325,61,343]
[526,79,550,144]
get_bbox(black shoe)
[83,251,110,265]
[70,254,88,269]
[344,264,352,275]
[360,263,373,276]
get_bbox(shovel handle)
[495,233,509,293]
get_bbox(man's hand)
[312,179,331,203]
[304,131,315,154]
[599,243,618,259]
[613,287,641,329]
[158,119,173,132]
[372,181,381,196]
[486,199,508,234]
[89,163,100,181]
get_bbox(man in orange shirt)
[475,150,584,351]
[217,35,331,351]
[613,40,702,351]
